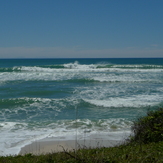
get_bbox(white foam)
[0,118,132,156]
[63,61,97,69]
[0,125,51,156]
[112,64,163,68]
[62,62,163,72]
[92,74,151,83]
[0,63,162,83]
[84,94,162,108]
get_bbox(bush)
[130,108,163,144]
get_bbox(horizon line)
[0,57,163,59]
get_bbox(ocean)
[0,58,163,156]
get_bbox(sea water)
[0,58,163,155]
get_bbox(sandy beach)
[19,136,122,155]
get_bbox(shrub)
[130,108,163,144]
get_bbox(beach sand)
[19,137,122,155]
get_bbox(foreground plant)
[130,108,163,144]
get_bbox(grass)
[1,142,163,163]
[1,108,163,163]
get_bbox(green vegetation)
[1,142,163,163]
[129,108,163,144]
[1,108,163,163]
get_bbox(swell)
[98,64,163,69]
[39,65,65,69]
[0,67,21,72]
[0,63,163,73]
[1,75,162,84]
[0,98,38,108]
[63,78,159,84]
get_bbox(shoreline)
[19,137,123,155]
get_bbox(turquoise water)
[0,58,163,155]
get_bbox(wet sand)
[19,137,122,155]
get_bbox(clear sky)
[0,0,163,58]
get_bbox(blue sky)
[0,0,163,58]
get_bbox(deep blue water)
[0,58,163,155]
